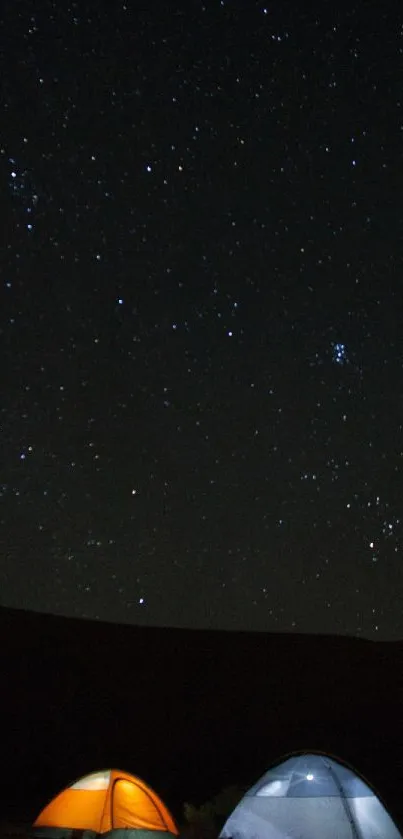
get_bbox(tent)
[33,769,178,839]
[219,752,402,839]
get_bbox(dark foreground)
[0,607,402,830]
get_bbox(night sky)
[1,0,402,640]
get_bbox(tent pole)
[323,761,362,839]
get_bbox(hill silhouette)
[0,607,401,829]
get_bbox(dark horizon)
[2,601,402,644]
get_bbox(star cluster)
[1,0,402,639]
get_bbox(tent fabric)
[35,830,171,839]
[33,770,178,837]
[103,829,178,839]
[220,753,402,839]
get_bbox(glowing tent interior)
[219,752,402,839]
[33,769,178,839]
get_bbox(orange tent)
[33,769,178,839]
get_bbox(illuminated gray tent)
[219,753,401,839]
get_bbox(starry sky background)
[1,0,402,640]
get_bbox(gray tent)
[219,753,401,839]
